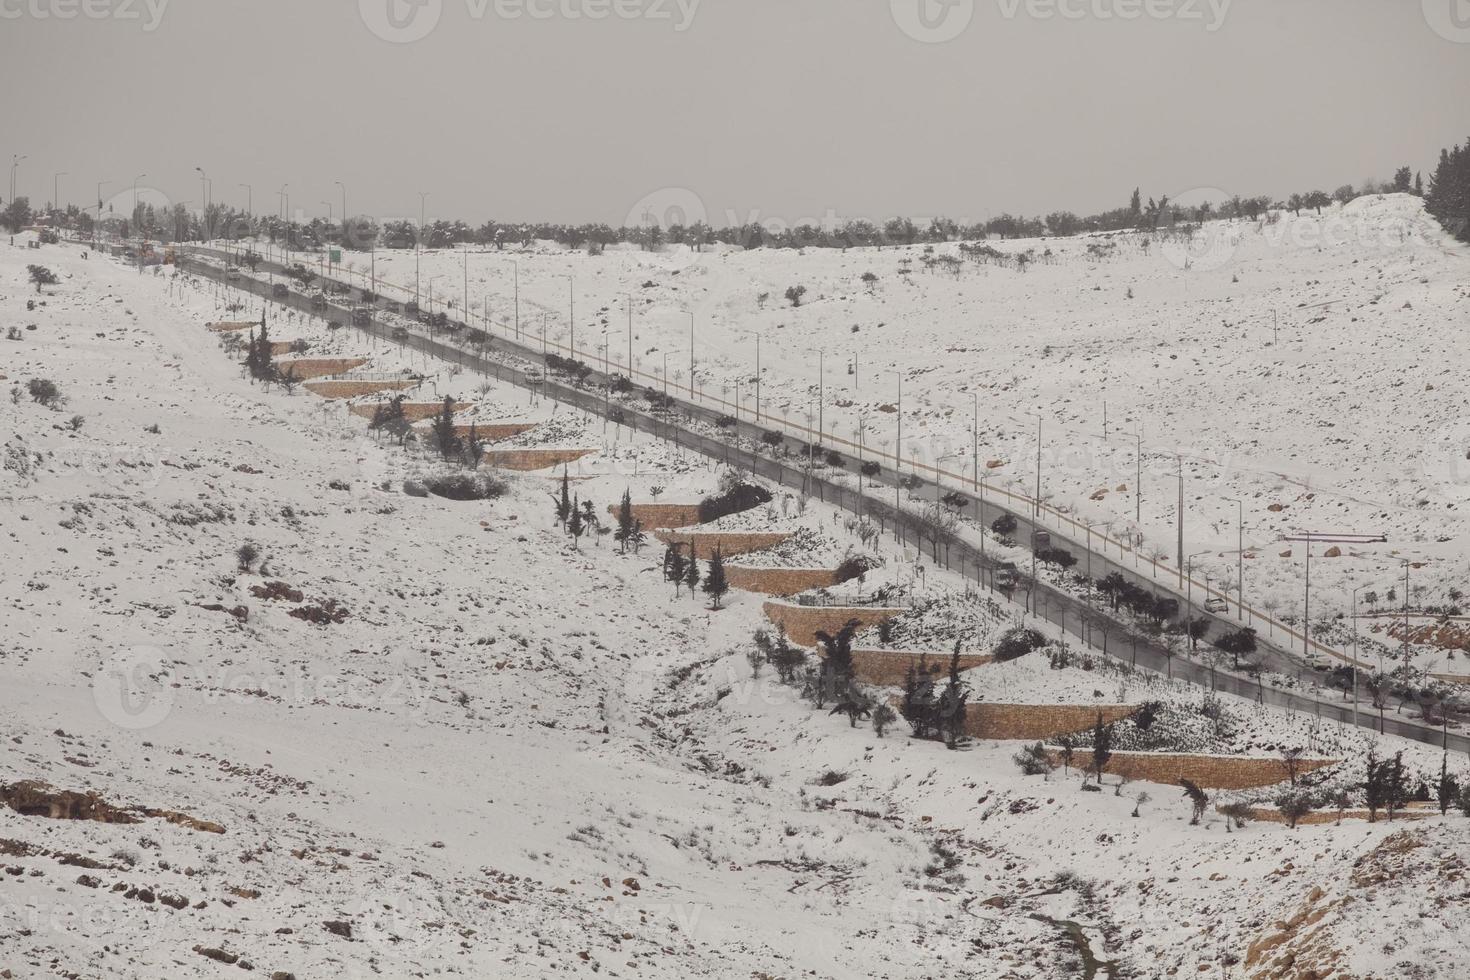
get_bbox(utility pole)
[1176,455,1185,583]
[689,311,695,400]
[817,349,824,450]
[52,171,66,219]
[1225,496,1244,619]
[567,274,575,358]
[1135,429,1142,526]
[514,260,520,339]
[755,336,761,422]
[1034,417,1042,519]
[417,191,427,308]
[972,392,978,493]
[626,293,632,377]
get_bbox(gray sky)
[1,0,1466,227]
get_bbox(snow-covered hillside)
[4,235,1470,979]
[356,195,1470,674]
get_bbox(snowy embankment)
[4,236,1469,978]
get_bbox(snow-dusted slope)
[3,237,1469,979]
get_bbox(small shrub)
[993,626,1046,662]
[26,378,61,407]
[1013,742,1053,776]
[697,482,772,524]
[991,513,1018,536]
[236,542,261,572]
[422,473,507,501]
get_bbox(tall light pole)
[131,174,147,228]
[565,274,575,358]
[9,154,25,204]
[335,179,346,233]
[1176,455,1185,583]
[195,166,210,236]
[238,183,251,219]
[689,311,696,401]
[52,171,66,219]
[1351,584,1367,728]
[1224,496,1244,619]
[1135,429,1143,526]
[93,179,107,247]
[417,191,428,307]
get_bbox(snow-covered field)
[5,233,1470,978]
[339,195,1470,675]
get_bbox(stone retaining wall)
[761,601,907,648]
[833,649,994,686]
[482,448,596,471]
[350,401,473,423]
[1044,748,1339,790]
[967,703,1140,741]
[658,531,792,561]
[725,565,842,597]
[268,341,304,356]
[207,321,258,333]
[606,502,704,531]
[305,380,418,399]
[271,357,369,381]
[1232,804,1433,826]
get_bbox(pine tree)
[937,642,969,749]
[664,544,687,596]
[684,551,701,597]
[551,468,572,528]
[462,423,484,469]
[580,499,599,545]
[703,546,729,609]
[1092,711,1114,785]
[567,495,585,549]
[615,488,636,553]
[431,395,460,460]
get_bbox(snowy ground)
[314,195,1470,676]
[5,234,1470,978]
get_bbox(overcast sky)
[1,0,1466,228]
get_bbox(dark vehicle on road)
[404,300,419,316]
[391,326,410,341]
[272,283,289,299]
[995,562,1020,590]
[310,293,328,312]
[351,308,371,327]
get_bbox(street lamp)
[335,179,346,233]
[238,183,252,219]
[1224,496,1244,620]
[416,191,428,307]
[9,154,26,204]
[52,171,66,220]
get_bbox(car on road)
[1204,596,1229,614]
[310,293,328,312]
[1304,649,1333,671]
[225,265,241,281]
[1031,529,1051,550]
[272,283,289,299]
[351,308,371,327]
[994,562,1019,589]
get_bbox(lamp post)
[565,274,575,359]
[335,179,346,235]
[1351,584,1367,727]
[1186,550,1211,607]
[1224,496,1244,620]
[52,171,66,220]
[9,154,26,204]
[238,183,251,219]
[93,179,107,247]
[416,191,428,307]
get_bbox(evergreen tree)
[567,494,585,549]
[937,643,970,750]
[664,544,687,595]
[684,551,701,597]
[431,394,461,460]
[462,423,484,469]
[615,488,636,553]
[703,546,729,609]
[551,468,572,528]
[1437,753,1458,817]
[1092,712,1114,785]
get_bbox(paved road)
[174,244,1470,756]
